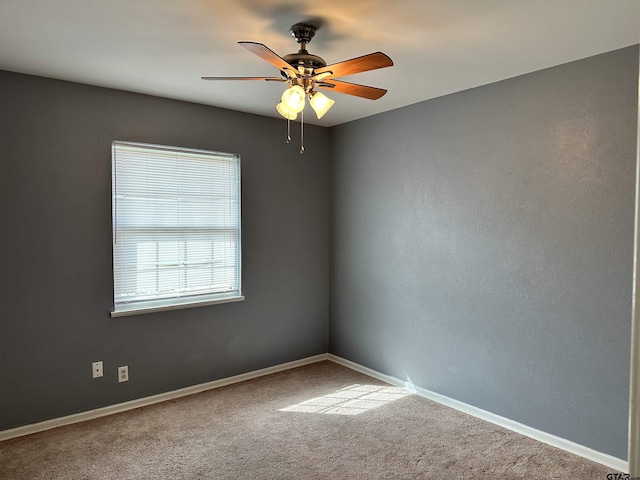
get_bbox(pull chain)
[286,117,291,143]
[300,108,305,154]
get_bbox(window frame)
[110,141,244,317]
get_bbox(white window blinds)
[111,141,242,316]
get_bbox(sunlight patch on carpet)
[279,384,410,415]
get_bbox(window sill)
[111,294,245,318]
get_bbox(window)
[111,141,242,317]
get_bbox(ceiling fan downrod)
[283,23,327,73]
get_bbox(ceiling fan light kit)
[281,84,306,114]
[276,102,297,120]
[309,91,335,119]
[202,23,393,153]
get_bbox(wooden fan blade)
[238,41,298,77]
[318,79,387,100]
[314,52,393,79]
[201,76,285,82]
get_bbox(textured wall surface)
[1,45,638,462]
[0,71,329,430]
[329,46,638,459]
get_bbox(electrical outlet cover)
[92,361,103,378]
[118,365,129,383]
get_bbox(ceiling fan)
[202,23,393,125]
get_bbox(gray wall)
[2,45,638,461]
[1,71,329,430]
[329,45,638,459]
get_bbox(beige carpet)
[0,361,618,479]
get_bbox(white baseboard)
[0,353,329,442]
[327,354,628,473]
[1,351,628,473]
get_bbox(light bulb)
[309,91,335,119]
[276,102,297,120]
[281,85,306,113]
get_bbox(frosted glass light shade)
[276,102,297,120]
[309,91,335,119]
[281,85,306,113]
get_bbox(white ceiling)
[0,0,638,127]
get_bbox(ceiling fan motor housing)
[283,51,326,71]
